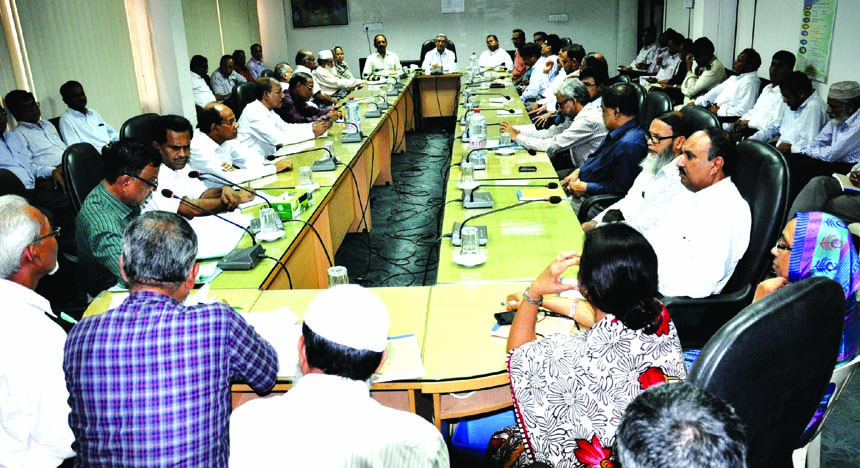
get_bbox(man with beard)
[583,111,693,234]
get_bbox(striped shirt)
[514,97,607,168]
[64,291,278,467]
[75,182,139,296]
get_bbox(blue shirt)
[579,118,647,195]
[64,291,278,467]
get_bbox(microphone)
[467,78,498,86]
[266,146,336,172]
[341,121,364,143]
[464,182,559,208]
[365,101,381,118]
[453,196,563,245]
[472,93,512,100]
[467,181,559,201]
[160,189,265,271]
[187,171,271,208]
[459,121,503,140]
[462,144,536,164]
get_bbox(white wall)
[273,0,637,73]
[664,0,736,69]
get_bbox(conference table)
[86,70,585,430]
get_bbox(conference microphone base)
[463,192,495,209]
[365,109,381,118]
[386,89,399,96]
[217,244,266,271]
[341,132,363,143]
[312,158,337,172]
[450,223,488,246]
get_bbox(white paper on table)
[240,308,303,377]
[191,212,251,259]
[497,109,523,116]
[373,334,426,382]
[489,97,508,105]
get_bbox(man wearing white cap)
[313,49,366,99]
[229,285,449,467]
[786,80,860,198]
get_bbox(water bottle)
[470,52,479,81]
[346,97,360,134]
[468,109,487,164]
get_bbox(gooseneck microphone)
[161,189,265,270]
[267,146,333,161]
[187,171,271,208]
[462,144,537,164]
[467,182,559,202]
[456,196,563,242]
[267,146,336,172]
[471,93,512,100]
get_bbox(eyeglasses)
[775,236,792,251]
[33,226,61,243]
[130,174,158,189]
[646,132,676,144]
[581,82,597,88]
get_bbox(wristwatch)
[522,287,543,307]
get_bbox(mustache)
[678,167,687,176]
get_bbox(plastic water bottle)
[470,52,479,81]
[346,97,360,134]
[469,109,487,163]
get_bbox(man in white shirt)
[625,27,657,71]
[230,284,449,468]
[295,50,338,107]
[774,71,827,153]
[679,37,726,105]
[585,111,693,237]
[731,50,795,139]
[248,43,267,79]
[210,54,247,101]
[363,34,402,78]
[190,55,216,107]
[314,49,365,99]
[237,78,329,158]
[0,195,75,467]
[422,34,456,73]
[58,81,118,149]
[4,90,67,170]
[529,44,586,125]
[479,34,513,70]
[142,115,249,217]
[650,128,751,310]
[191,103,292,189]
[694,48,762,118]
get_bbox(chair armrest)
[577,194,624,223]
[718,116,740,124]
[663,283,753,309]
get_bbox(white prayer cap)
[318,49,334,61]
[829,81,860,102]
[303,284,390,352]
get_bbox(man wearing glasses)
[76,139,161,297]
[0,195,75,467]
[276,72,342,124]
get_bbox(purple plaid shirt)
[275,91,330,123]
[63,291,278,467]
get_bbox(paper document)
[240,308,303,377]
[497,109,523,116]
[191,212,251,259]
[374,334,426,382]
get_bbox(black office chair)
[260,69,274,78]
[607,74,630,85]
[62,143,105,214]
[639,89,673,128]
[629,82,647,111]
[119,113,159,144]
[666,140,789,347]
[49,116,64,142]
[679,104,719,131]
[688,277,845,468]
[559,37,573,47]
[232,81,258,119]
[419,39,457,64]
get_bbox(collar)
[607,118,639,140]
[16,120,45,130]
[292,373,371,399]
[68,108,91,117]
[0,278,53,316]
[795,90,820,112]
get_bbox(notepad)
[517,188,556,201]
[373,334,426,382]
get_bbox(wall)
[183,0,261,67]
[276,0,638,74]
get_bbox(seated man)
[313,49,365,99]
[5,90,67,170]
[237,78,329,157]
[693,48,762,118]
[512,42,541,93]
[190,55,216,108]
[616,383,747,468]
[650,128,751,302]
[641,31,683,85]
[190,103,292,189]
[230,284,448,467]
[294,50,337,107]
[76,139,160,296]
[58,80,119,148]
[0,195,75,467]
[276,72,341,124]
[530,44,586,123]
[479,34,513,70]
[585,111,694,236]
[679,37,726,105]
[773,71,827,154]
[248,43,268,79]
[731,50,795,139]
[623,26,657,71]
[502,75,606,176]
[511,28,529,84]
[561,83,648,213]
[786,80,860,197]
[422,34,456,73]
[210,54,247,101]
[520,35,563,102]
[232,49,253,81]
[273,62,294,92]
[65,210,278,466]
[363,34,402,77]
[143,115,250,217]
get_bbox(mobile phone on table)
[518,166,537,173]
[494,311,516,325]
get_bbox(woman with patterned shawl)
[333,46,355,80]
[487,223,687,467]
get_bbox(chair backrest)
[722,140,789,293]
[233,81,258,118]
[607,74,630,85]
[119,113,159,144]
[679,105,719,131]
[259,69,274,78]
[49,116,63,141]
[688,277,845,468]
[559,37,573,47]
[62,143,104,214]
[0,168,28,197]
[628,82,647,111]
[420,39,457,62]
[639,89,673,128]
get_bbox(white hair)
[0,195,41,278]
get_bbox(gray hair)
[558,78,591,106]
[274,62,292,81]
[121,211,198,287]
[0,195,41,278]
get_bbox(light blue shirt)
[8,120,66,168]
[794,108,860,163]
[1,131,56,189]
[59,108,118,149]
